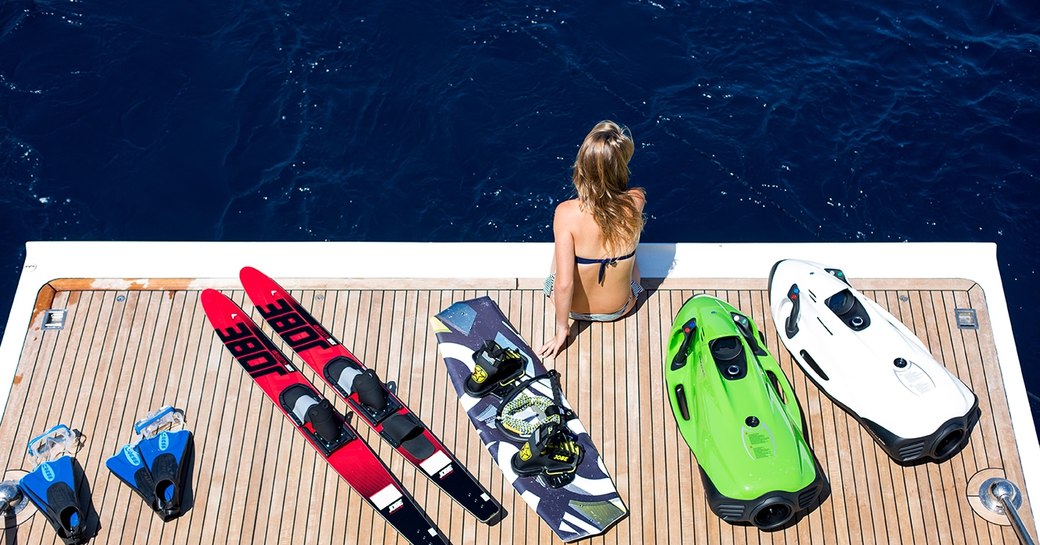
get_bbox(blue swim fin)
[105,443,159,509]
[18,455,88,545]
[136,429,193,520]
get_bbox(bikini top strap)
[575,251,637,284]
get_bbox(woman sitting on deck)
[539,120,646,359]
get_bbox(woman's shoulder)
[554,198,582,217]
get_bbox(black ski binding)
[280,384,353,455]
[353,369,389,411]
[326,356,401,422]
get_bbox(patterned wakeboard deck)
[432,296,628,542]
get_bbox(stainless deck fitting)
[41,309,66,330]
[0,480,28,525]
[955,307,979,330]
[979,478,1035,545]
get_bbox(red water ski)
[199,289,449,545]
[239,267,502,523]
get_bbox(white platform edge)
[1,240,1036,523]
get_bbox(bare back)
[553,189,645,314]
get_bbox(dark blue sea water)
[1,2,1038,427]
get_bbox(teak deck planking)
[0,277,1034,544]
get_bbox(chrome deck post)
[0,479,28,528]
[0,482,21,512]
[980,478,1036,545]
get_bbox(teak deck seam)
[0,279,1033,544]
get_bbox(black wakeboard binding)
[510,421,583,488]
[466,340,525,396]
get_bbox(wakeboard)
[431,296,627,542]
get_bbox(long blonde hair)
[572,120,646,254]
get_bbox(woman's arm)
[539,204,576,359]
